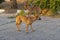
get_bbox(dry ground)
[0,13,60,40]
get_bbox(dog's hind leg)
[16,16,21,32]
[16,24,20,32]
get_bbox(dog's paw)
[17,30,20,32]
[32,30,35,32]
[26,32,29,34]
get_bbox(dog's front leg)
[26,24,29,33]
[30,24,34,32]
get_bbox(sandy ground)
[0,13,60,40]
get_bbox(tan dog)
[16,14,40,32]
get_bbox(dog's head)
[34,13,42,20]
